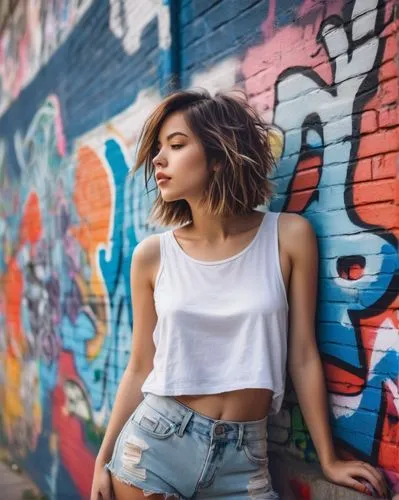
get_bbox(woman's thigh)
[112,475,166,499]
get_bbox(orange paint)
[4,258,24,350]
[69,145,112,357]
[70,146,111,285]
[19,192,42,247]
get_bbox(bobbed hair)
[132,88,277,227]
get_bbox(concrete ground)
[0,461,43,500]
[269,451,393,499]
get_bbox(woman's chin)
[159,191,180,203]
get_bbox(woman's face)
[153,111,210,203]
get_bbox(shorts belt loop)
[236,424,244,450]
[176,410,193,437]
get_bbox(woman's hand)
[321,458,388,498]
[91,460,114,500]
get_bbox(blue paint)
[99,139,129,300]
[0,0,169,161]
[333,348,398,457]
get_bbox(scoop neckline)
[169,211,268,266]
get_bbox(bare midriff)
[171,388,274,421]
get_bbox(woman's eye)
[155,144,183,154]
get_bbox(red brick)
[356,202,396,228]
[379,60,397,82]
[383,34,397,62]
[352,179,395,205]
[358,129,399,158]
[291,167,320,192]
[286,190,313,213]
[361,110,378,133]
[378,106,398,128]
[381,14,398,37]
[378,441,399,471]
[371,152,398,180]
[354,158,372,182]
[379,78,399,106]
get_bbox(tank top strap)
[158,229,168,258]
[264,210,279,241]
[271,211,281,269]
[262,211,288,308]
[269,211,281,258]
[154,230,170,290]
[255,210,276,249]
[162,228,178,258]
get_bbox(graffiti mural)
[0,0,397,498]
[0,0,94,116]
[0,83,162,496]
[243,0,398,492]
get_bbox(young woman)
[91,90,387,499]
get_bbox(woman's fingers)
[360,462,387,497]
[350,463,385,498]
[348,477,374,496]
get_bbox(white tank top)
[141,211,289,415]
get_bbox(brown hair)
[132,88,277,227]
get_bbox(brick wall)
[0,1,397,498]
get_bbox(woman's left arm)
[284,214,388,498]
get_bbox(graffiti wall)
[0,0,397,498]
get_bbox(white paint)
[368,318,398,374]
[385,379,399,415]
[330,318,398,419]
[109,0,171,55]
[352,0,379,21]
[352,10,378,41]
[330,393,362,419]
[64,380,91,420]
[273,0,392,325]
[190,57,241,95]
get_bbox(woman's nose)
[152,151,166,168]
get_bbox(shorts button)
[215,424,224,435]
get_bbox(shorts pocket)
[132,401,177,439]
[243,438,268,465]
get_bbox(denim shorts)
[106,393,279,499]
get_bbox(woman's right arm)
[91,235,160,498]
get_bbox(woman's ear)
[211,160,222,173]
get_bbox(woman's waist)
[171,387,273,421]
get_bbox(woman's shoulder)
[278,212,315,236]
[277,212,317,260]
[132,233,163,268]
[130,233,166,288]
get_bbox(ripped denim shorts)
[106,393,279,499]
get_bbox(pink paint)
[242,1,345,115]
[48,95,67,157]
[262,0,276,39]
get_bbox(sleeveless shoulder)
[132,233,162,265]
[131,233,165,290]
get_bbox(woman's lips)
[157,177,171,185]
